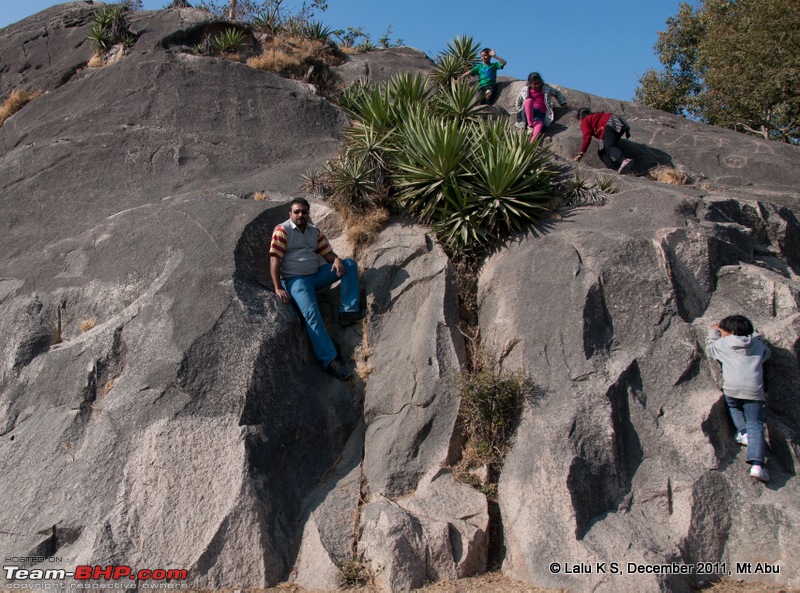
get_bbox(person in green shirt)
[459,47,507,105]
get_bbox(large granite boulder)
[479,170,800,590]
[2,3,800,592]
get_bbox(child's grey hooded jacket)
[706,330,771,400]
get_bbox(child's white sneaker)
[736,432,748,446]
[750,465,769,482]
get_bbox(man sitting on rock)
[269,198,365,380]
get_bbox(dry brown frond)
[79,318,97,333]
[252,191,267,201]
[0,88,44,126]
[340,45,360,55]
[649,165,690,185]
[346,207,390,254]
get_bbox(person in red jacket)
[573,108,634,174]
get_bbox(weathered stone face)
[479,169,800,591]
[2,4,800,592]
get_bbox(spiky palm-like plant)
[443,34,481,65]
[210,28,247,55]
[431,185,491,256]
[340,84,395,134]
[326,152,379,212]
[303,20,332,42]
[435,79,486,122]
[387,72,432,109]
[430,54,468,87]
[87,24,112,52]
[393,117,470,222]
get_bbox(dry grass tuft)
[0,88,44,126]
[253,191,267,201]
[90,379,116,420]
[87,53,106,68]
[248,35,323,74]
[79,318,97,333]
[246,34,341,90]
[649,165,690,185]
[346,207,390,255]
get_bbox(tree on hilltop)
[635,0,800,143]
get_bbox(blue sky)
[0,0,695,101]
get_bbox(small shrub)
[356,39,377,53]
[0,88,44,126]
[649,164,690,185]
[303,20,332,42]
[562,173,608,207]
[87,5,137,56]
[87,24,113,53]
[346,206,390,253]
[454,349,528,467]
[596,176,618,194]
[209,28,247,55]
[252,191,267,201]
[300,167,328,196]
[325,152,380,212]
[338,556,371,589]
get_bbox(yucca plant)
[87,24,112,52]
[442,34,481,65]
[387,72,432,108]
[430,53,468,87]
[431,185,492,255]
[467,122,555,235]
[356,39,378,53]
[210,28,247,55]
[326,152,380,212]
[346,122,393,176]
[303,20,332,42]
[393,117,470,222]
[252,8,280,32]
[435,79,486,122]
[340,83,395,134]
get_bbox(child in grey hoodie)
[706,314,772,482]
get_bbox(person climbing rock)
[573,108,634,174]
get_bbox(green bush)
[87,5,137,54]
[455,350,528,465]
[327,37,559,256]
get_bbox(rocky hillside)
[1,3,799,592]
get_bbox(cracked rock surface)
[2,4,800,592]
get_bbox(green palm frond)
[393,116,470,221]
[326,152,380,211]
[442,35,480,64]
[210,28,247,55]
[435,79,486,122]
[303,20,333,42]
[432,185,492,255]
[430,54,468,86]
[387,72,433,107]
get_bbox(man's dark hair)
[290,197,310,210]
[577,107,592,120]
[481,47,491,54]
[719,315,754,336]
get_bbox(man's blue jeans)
[724,396,766,465]
[282,259,360,368]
